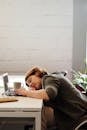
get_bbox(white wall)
[0,0,73,75]
[73,0,87,72]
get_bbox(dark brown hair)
[25,67,47,82]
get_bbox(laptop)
[2,73,17,96]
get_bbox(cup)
[13,82,22,90]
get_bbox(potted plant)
[72,70,87,94]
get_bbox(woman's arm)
[15,88,49,101]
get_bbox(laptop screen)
[2,73,9,92]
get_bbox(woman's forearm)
[26,89,49,100]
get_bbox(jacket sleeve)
[42,75,59,99]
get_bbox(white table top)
[0,96,43,112]
[0,75,43,112]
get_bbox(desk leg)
[35,112,41,130]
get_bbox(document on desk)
[0,96,18,103]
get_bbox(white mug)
[13,82,22,90]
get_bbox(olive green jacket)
[42,74,87,130]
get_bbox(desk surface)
[0,75,42,130]
[0,96,42,130]
[0,75,42,112]
[0,96,43,112]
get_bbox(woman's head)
[25,67,47,90]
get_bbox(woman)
[15,67,87,130]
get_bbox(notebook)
[0,96,18,103]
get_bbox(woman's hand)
[15,88,28,96]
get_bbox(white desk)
[0,96,42,130]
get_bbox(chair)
[74,115,87,130]
[47,126,58,130]
[24,124,34,130]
